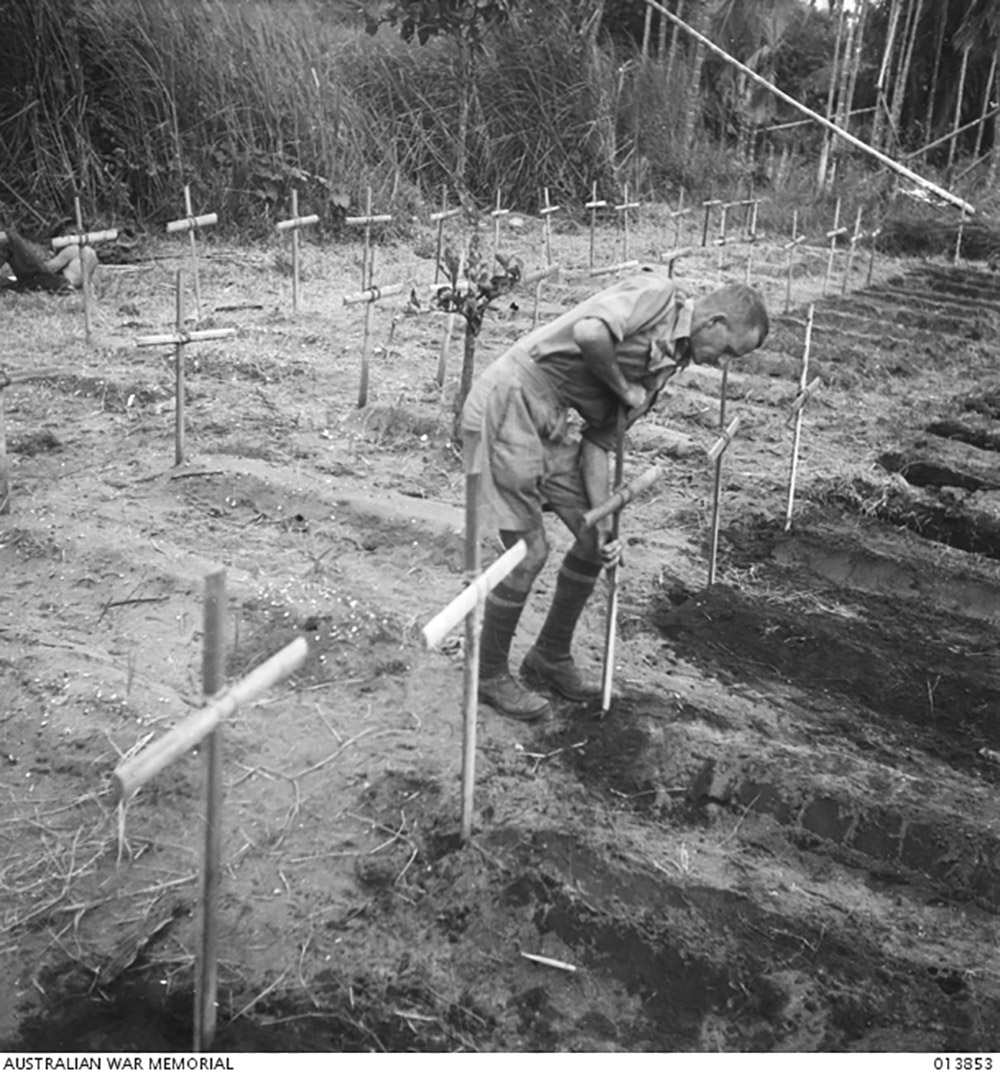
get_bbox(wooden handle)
[51,228,118,249]
[422,541,526,650]
[113,636,308,801]
[707,415,742,462]
[582,465,663,529]
[342,281,407,305]
[276,214,319,232]
[166,212,218,234]
[136,328,236,347]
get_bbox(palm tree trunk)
[973,50,999,162]
[871,0,903,152]
[818,0,847,188]
[842,0,869,138]
[948,47,970,171]
[680,0,708,154]
[666,0,686,87]
[889,0,923,150]
[922,0,947,158]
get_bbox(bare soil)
[2,205,1000,1053]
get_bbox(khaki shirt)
[516,265,693,450]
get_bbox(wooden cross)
[430,187,460,284]
[51,196,117,344]
[783,209,806,313]
[276,189,319,312]
[670,188,692,248]
[785,305,819,531]
[166,186,218,322]
[841,206,864,295]
[823,197,847,296]
[490,189,510,266]
[540,187,560,267]
[136,270,235,465]
[586,181,608,269]
[614,183,641,262]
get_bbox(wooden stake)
[600,409,626,714]
[866,227,882,286]
[744,200,760,285]
[276,190,319,312]
[461,458,482,843]
[586,181,607,269]
[437,251,464,389]
[708,364,732,585]
[582,465,663,529]
[73,197,93,344]
[194,569,226,1053]
[0,378,8,516]
[841,206,864,295]
[716,202,729,279]
[785,304,815,531]
[954,208,967,265]
[174,271,186,466]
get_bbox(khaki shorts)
[462,349,589,535]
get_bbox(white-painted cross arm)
[166,212,218,234]
[51,228,118,249]
[422,540,527,650]
[113,636,308,801]
[707,415,742,463]
[660,246,693,263]
[429,207,461,223]
[585,198,608,210]
[615,199,642,211]
[276,214,320,232]
[342,281,408,306]
[782,234,807,251]
[136,328,237,347]
[522,264,562,286]
[344,214,393,226]
[582,465,663,529]
[588,259,639,278]
[540,203,561,216]
[788,375,823,419]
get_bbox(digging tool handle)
[600,409,627,713]
[167,212,218,234]
[113,637,308,801]
[422,541,527,650]
[51,228,118,249]
[582,465,663,529]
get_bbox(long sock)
[534,552,602,661]
[479,581,530,679]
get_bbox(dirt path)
[2,206,999,1052]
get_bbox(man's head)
[688,283,769,366]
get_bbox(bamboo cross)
[866,227,882,286]
[743,200,761,285]
[111,578,307,1050]
[136,270,236,465]
[785,304,818,531]
[840,206,864,295]
[783,210,806,313]
[954,208,967,266]
[614,183,641,262]
[430,188,460,285]
[715,202,731,279]
[586,181,608,269]
[422,503,528,842]
[276,189,319,312]
[670,187,692,247]
[525,263,561,329]
[658,246,693,278]
[52,197,116,344]
[701,199,722,247]
[166,185,218,322]
[344,191,397,407]
[540,187,560,267]
[823,197,847,296]
[435,249,464,389]
[342,273,408,409]
[491,188,509,266]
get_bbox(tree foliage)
[361,0,518,49]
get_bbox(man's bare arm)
[572,318,645,410]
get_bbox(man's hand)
[620,383,646,411]
[596,519,623,568]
